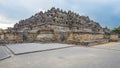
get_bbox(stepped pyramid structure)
[14,7,107,32]
[0,7,119,45]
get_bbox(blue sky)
[0,0,120,29]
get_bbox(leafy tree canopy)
[111,26,120,34]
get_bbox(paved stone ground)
[94,42,120,51]
[1,43,120,68]
[0,46,10,60]
[6,43,74,55]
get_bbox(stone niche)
[35,29,56,43]
[28,32,37,42]
[54,31,69,43]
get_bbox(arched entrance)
[23,30,28,42]
[60,32,66,42]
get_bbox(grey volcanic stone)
[6,43,73,55]
[13,7,107,33]
[1,43,120,68]
[0,46,10,60]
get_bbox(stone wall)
[15,33,23,43]
[54,32,69,43]
[66,32,105,44]
[34,29,56,43]
[0,32,23,44]
[28,33,37,42]
[7,7,114,45]
[110,34,119,39]
[0,34,4,39]
[54,32,61,42]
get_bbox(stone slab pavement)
[1,43,120,68]
[93,42,120,51]
[0,46,10,60]
[6,43,74,55]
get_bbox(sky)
[0,0,120,29]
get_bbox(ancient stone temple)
[0,7,119,45]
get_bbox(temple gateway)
[0,7,119,46]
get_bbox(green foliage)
[111,26,120,34]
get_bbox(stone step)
[77,39,109,46]
[109,38,120,42]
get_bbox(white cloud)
[0,0,120,28]
[0,15,18,29]
[0,23,14,29]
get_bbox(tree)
[111,26,120,34]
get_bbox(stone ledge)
[109,38,120,42]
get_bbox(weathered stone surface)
[36,34,55,42]
[6,43,73,55]
[13,7,104,33]
[0,46,10,60]
[0,7,117,45]
[2,43,120,68]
